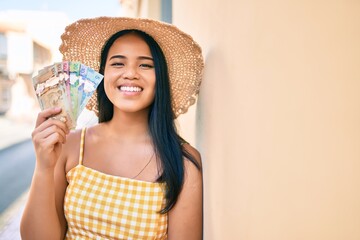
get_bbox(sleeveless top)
[64,128,168,239]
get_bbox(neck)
[104,108,150,142]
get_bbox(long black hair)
[97,29,201,213]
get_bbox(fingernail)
[54,107,61,111]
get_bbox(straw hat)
[59,17,204,117]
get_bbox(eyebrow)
[109,55,154,61]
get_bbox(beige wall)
[174,0,360,239]
[120,0,161,19]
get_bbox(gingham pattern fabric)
[64,128,168,239]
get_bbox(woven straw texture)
[64,128,168,239]
[59,17,204,117]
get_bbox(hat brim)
[59,17,204,117]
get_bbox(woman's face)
[103,33,156,115]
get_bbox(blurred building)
[0,31,12,114]
[0,10,68,119]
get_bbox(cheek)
[148,72,156,88]
[103,76,114,98]
[103,68,118,92]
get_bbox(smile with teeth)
[119,86,143,92]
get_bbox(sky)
[0,0,123,61]
[0,0,121,21]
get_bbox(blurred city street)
[0,115,34,239]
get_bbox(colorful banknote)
[32,61,104,129]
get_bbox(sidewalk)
[0,115,33,240]
[0,193,27,240]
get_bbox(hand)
[32,107,70,171]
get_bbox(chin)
[114,105,151,115]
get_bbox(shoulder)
[182,143,202,170]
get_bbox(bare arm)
[168,144,203,240]
[20,108,69,240]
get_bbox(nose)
[122,65,139,80]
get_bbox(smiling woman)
[20,17,204,240]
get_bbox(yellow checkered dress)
[64,128,168,239]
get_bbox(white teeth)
[120,86,142,92]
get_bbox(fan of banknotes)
[32,61,104,129]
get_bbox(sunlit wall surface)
[175,0,360,239]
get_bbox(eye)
[110,62,124,67]
[139,63,154,69]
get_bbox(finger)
[41,132,66,148]
[35,125,67,145]
[32,121,68,145]
[33,125,66,146]
[34,118,69,136]
[35,107,62,128]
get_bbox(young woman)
[20,17,204,239]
